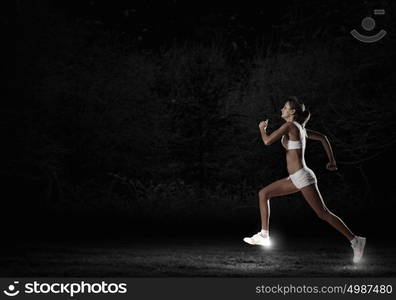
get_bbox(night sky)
[17,0,394,47]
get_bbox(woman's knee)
[258,188,269,200]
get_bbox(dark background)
[9,0,396,241]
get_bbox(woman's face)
[281,102,295,120]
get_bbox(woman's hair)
[286,96,311,127]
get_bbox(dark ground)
[2,234,395,277]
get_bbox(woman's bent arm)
[307,129,336,163]
[260,122,291,145]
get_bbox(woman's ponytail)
[300,109,310,127]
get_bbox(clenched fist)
[326,161,338,171]
[259,119,269,130]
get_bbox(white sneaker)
[243,232,271,246]
[351,236,366,263]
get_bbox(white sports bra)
[281,121,306,150]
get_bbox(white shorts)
[288,167,317,189]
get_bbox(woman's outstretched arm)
[259,120,292,145]
[306,129,337,170]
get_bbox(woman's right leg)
[300,183,355,241]
[259,177,300,230]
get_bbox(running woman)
[243,96,366,263]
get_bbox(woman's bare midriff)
[286,149,304,174]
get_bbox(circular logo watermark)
[350,9,387,43]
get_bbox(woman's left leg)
[300,183,355,241]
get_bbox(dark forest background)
[9,0,396,239]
